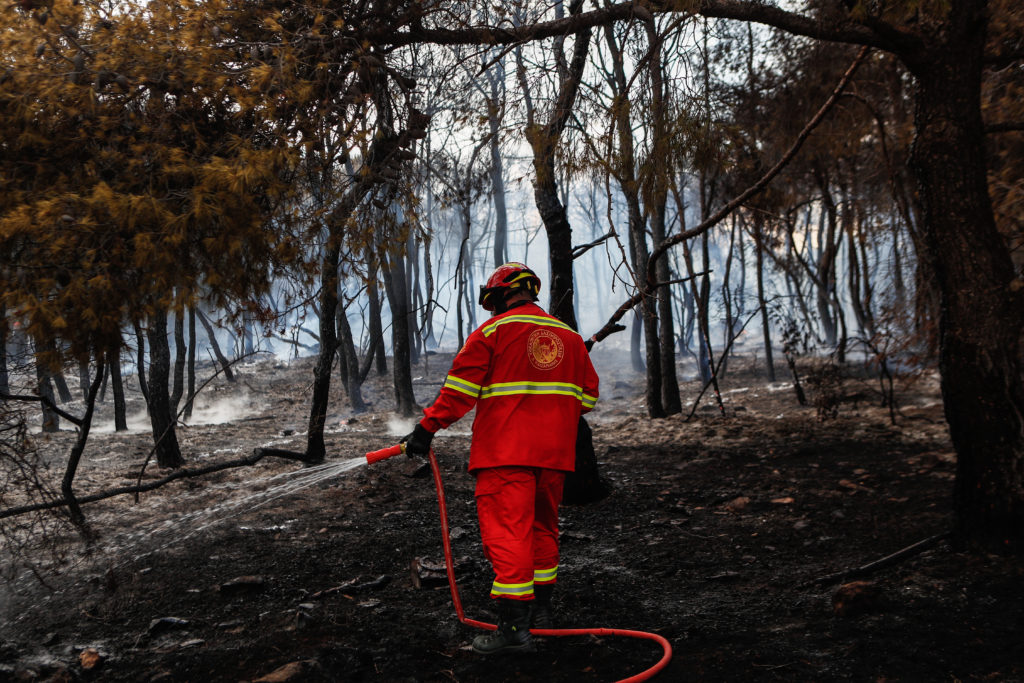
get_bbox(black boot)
[531,584,554,629]
[472,600,535,655]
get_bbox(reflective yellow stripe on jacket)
[481,314,575,338]
[445,377,595,409]
[479,380,593,406]
[442,374,482,398]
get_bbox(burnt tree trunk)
[170,306,185,414]
[0,303,8,396]
[52,363,72,404]
[645,17,681,415]
[365,250,388,376]
[603,21,664,417]
[108,345,127,432]
[335,296,367,412]
[753,217,776,382]
[133,321,150,406]
[196,310,235,383]
[146,312,184,469]
[61,356,105,530]
[524,10,589,331]
[381,249,418,417]
[815,168,840,349]
[487,59,510,269]
[306,240,340,464]
[32,336,58,433]
[902,13,1024,552]
[77,360,89,399]
[184,306,196,421]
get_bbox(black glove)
[401,424,434,458]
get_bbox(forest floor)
[1,347,1023,682]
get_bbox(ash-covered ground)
[1,347,1022,682]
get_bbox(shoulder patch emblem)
[527,328,565,370]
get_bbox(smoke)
[92,409,150,434]
[388,416,416,437]
[90,392,256,434]
[385,416,472,440]
[185,391,255,425]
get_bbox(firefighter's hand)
[401,424,434,458]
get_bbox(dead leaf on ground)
[724,496,750,511]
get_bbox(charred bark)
[196,310,235,383]
[171,306,186,414]
[0,302,8,396]
[381,249,418,417]
[365,251,388,376]
[335,297,367,412]
[523,5,589,331]
[902,18,1024,552]
[60,356,105,531]
[753,217,776,382]
[108,345,127,432]
[133,321,150,405]
[31,335,59,433]
[184,306,196,421]
[146,312,184,469]
[645,17,681,415]
[306,240,341,464]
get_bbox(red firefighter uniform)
[419,301,599,600]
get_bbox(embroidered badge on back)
[527,328,565,370]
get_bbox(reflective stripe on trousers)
[475,466,565,601]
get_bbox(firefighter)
[403,262,599,654]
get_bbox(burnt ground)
[1,349,1023,682]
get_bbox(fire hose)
[366,444,673,682]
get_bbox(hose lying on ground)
[366,444,673,682]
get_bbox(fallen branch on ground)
[802,531,952,587]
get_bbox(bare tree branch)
[384,0,889,52]
[0,392,84,427]
[588,47,870,346]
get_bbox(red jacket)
[420,302,599,472]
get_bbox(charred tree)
[365,249,388,376]
[904,17,1024,552]
[335,293,368,412]
[171,306,186,414]
[644,16,682,415]
[752,215,776,382]
[485,58,510,268]
[602,21,664,417]
[520,0,589,330]
[0,304,8,396]
[196,310,236,383]
[381,247,418,417]
[107,345,127,432]
[146,311,184,469]
[184,306,196,421]
[133,321,150,405]
[307,237,342,464]
[60,356,105,530]
[77,360,89,399]
[32,341,59,433]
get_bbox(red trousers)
[474,466,565,601]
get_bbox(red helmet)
[478,262,541,312]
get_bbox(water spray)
[364,444,673,682]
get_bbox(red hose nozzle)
[365,443,405,465]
